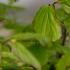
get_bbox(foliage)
[0,0,70,70]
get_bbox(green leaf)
[12,33,38,41]
[56,8,68,21]
[4,20,25,33]
[64,16,70,32]
[52,42,70,54]
[42,63,50,70]
[10,42,41,70]
[28,42,52,66]
[56,53,70,70]
[23,24,34,32]
[62,4,70,14]
[59,0,70,6]
[2,57,19,70]
[59,0,70,14]
[0,3,8,16]
[33,5,61,42]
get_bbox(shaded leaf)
[64,16,70,32]
[56,53,70,70]
[28,42,52,66]
[56,8,68,21]
[62,4,70,14]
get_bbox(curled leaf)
[33,5,61,42]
